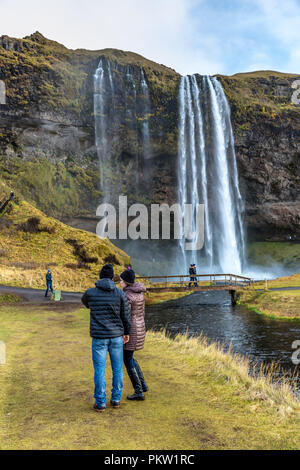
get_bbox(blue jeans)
[92,337,124,407]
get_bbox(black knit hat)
[99,263,114,280]
[120,269,135,285]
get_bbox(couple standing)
[81,263,148,412]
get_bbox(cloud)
[253,0,300,72]
[0,0,299,75]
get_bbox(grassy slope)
[0,196,130,291]
[238,272,300,320]
[0,305,299,450]
[238,289,300,320]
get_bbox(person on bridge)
[120,268,148,401]
[188,263,198,287]
[81,264,131,412]
[45,269,54,297]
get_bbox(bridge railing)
[135,273,254,288]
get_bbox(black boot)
[133,359,149,392]
[127,368,145,400]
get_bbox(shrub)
[17,217,55,234]
[104,253,121,265]
[65,238,98,264]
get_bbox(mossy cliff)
[219,71,300,241]
[0,32,180,217]
[0,32,299,240]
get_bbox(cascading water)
[125,65,139,184]
[140,67,151,162]
[94,58,152,201]
[178,74,245,274]
[94,58,114,200]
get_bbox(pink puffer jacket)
[124,282,146,351]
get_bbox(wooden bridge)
[136,273,254,304]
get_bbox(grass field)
[0,304,299,450]
[237,271,300,320]
[238,289,300,320]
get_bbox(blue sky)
[0,0,299,75]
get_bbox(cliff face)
[0,32,299,240]
[219,72,300,240]
[0,32,180,216]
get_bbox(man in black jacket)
[81,264,131,412]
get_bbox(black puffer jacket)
[81,279,131,339]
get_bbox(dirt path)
[1,283,300,302]
[0,284,83,312]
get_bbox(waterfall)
[178,74,245,274]
[140,67,151,161]
[125,65,139,184]
[94,58,114,199]
[94,58,152,201]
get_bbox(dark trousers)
[124,349,148,392]
[45,281,54,297]
[123,349,135,370]
[124,350,143,373]
[189,276,198,287]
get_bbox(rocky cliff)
[0,32,299,241]
[219,72,300,241]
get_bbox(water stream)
[146,292,300,385]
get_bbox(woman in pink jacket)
[120,269,148,401]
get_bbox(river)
[146,291,300,386]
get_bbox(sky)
[0,0,299,75]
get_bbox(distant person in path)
[188,263,198,287]
[81,264,131,412]
[45,269,54,297]
[120,268,148,401]
[0,191,14,217]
